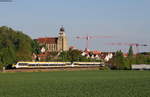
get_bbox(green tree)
[135,54,146,64]
[110,50,130,70]
[59,51,70,62]
[69,49,82,62]
[32,40,41,54]
[58,48,102,62]
[127,46,134,68]
[128,46,133,57]
[0,26,35,68]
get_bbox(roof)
[83,50,101,55]
[37,52,50,60]
[37,51,50,56]
[36,37,58,44]
[98,52,114,59]
[92,50,101,55]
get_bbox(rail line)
[5,66,104,72]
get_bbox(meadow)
[0,70,150,97]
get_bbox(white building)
[132,64,150,70]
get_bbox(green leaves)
[110,50,131,70]
[58,49,101,62]
[128,46,133,57]
[0,26,34,68]
[32,40,41,54]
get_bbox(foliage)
[58,51,70,61]
[109,48,150,70]
[128,46,133,57]
[109,50,130,70]
[58,48,101,62]
[58,49,82,62]
[46,52,59,61]
[68,48,82,62]
[0,26,34,68]
[127,46,134,68]
[100,65,111,70]
[32,40,41,54]
[135,54,150,64]
[0,71,150,97]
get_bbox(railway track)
[5,66,103,72]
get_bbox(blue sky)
[0,0,150,52]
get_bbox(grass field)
[0,70,150,97]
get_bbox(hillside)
[0,26,34,67]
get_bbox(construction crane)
[76,35,112,50]
[107,42,148,54]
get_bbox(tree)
[127,46,134,68]
[59,48,92,62]
[110,50,130,70]
[32,40,41,54]
[135,54,146,64]
[128,46,133,57]
[58,48,102,62]
[59,51,70,62]
[69,49,82,62]
[0,26,35,68]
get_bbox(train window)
[38,64,49,66]
[18,63,28,66]
[28,64,37,66]
[48,64,64,66]
[79,64,99,65]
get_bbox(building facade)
[36,26,69,52]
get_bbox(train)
[14,61,104,69]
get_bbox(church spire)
[60,25,65,32]
[59,25,65,36]
[58,25,69,51]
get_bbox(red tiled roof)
[69,46,76,49]
[37,52,50,60]
[84,50,101,55]
[37,52,50,57]
[123,53,128,57]
[36,37,58,44]
[92,50,101,55]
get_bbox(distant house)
[81,49,114,61]
[32,51,50,61]
[81,50,101,59]
[37,52,50,61]
[99,52,114,61]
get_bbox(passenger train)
[14,61,104,69]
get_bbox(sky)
[0,0,150,53]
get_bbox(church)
[35,26,69,52]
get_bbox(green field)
[0,71,150,97]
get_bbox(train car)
[15,61,71,68]
[73,62,105,67]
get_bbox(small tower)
[57,26,69,51]
[59,25,65,37]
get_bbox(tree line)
[108,46,150,70]
[0,26,150,70]
[0,26,38,69]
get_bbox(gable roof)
[36,37,58,44]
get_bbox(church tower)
[57,26,69,51]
